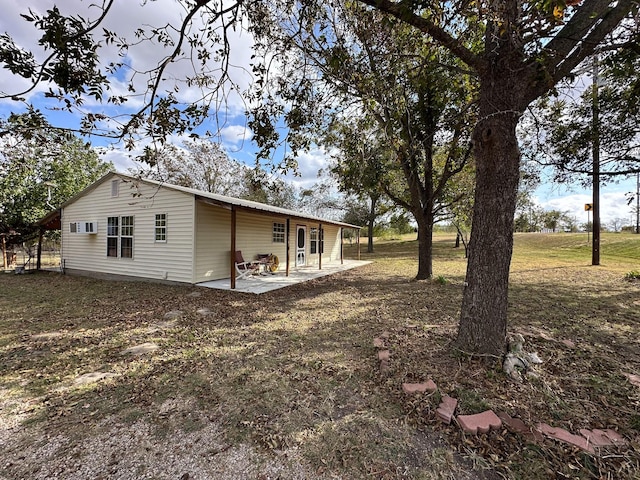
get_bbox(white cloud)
[97,146,142,174]
[535,190,636,227]
[219,125,253,145]
[280,147,330,189]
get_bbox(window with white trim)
[155,214,167,242]
[273,222,285,243]
[120,216,134,258]
[107,217,119,257]
[106,216,134,258]
[111,179,119,197]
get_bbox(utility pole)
[591,55,600,265]
[636,172,639,234]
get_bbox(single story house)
[40,172,361,288]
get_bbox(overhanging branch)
[356,0,484,71]
[542,0,636,86]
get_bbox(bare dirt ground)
[1,233,639,479]
[0,269,494,478]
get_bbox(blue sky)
[1,0,638,228]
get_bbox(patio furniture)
[234,250,260,280]
[256,253,279,274]
[269,254,279,272]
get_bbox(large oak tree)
[289,7,476,279]
[357,0,637,355]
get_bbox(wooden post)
[36,228,44,270]
[285,218,290,277]
[318,222,322,270]
[357,229,361,260]
[1,234,7,270]
[230,206,236,289]
[340,228,343,264]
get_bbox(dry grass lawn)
[1,232,639,479]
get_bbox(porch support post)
[318,222,322,270]
[357,228,361,260]
[2,234,7,270]
[340,228,343,265]
[230,206,237,289]
[36,227,44,270]
[285,218,290,277]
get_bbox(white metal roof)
[56,172,361,229]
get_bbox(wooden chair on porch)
[234,250,260,280]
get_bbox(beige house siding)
[194,206,293,281]
[324,224,342,262]
[235,210,288,267]
[61,177,195,283]
[194,202,232,282]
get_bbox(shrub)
[624,271,640,281]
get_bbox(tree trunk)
[415,210,433,280]
[367,195,377,253]
[454,88,522,356]
[367,221,374,253]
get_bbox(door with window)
[296,226,306,267]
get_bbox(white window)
[106,216,134,258]
[155,214,167,242]
[107,217,119,257]
[111,180,119,197]
[273,222,285,243]
[120,216,134,258]
[311,228,324,254]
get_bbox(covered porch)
[197,259,370,294]
[194,196,362,289]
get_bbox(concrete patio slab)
[196,260,370,294]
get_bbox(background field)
[1,232,639,479]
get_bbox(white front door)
[296,226,306,266]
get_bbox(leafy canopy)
[0,116,112,243]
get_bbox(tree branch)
[541,0,636,87]
[356,0,484,71]
[1,0,115,100]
